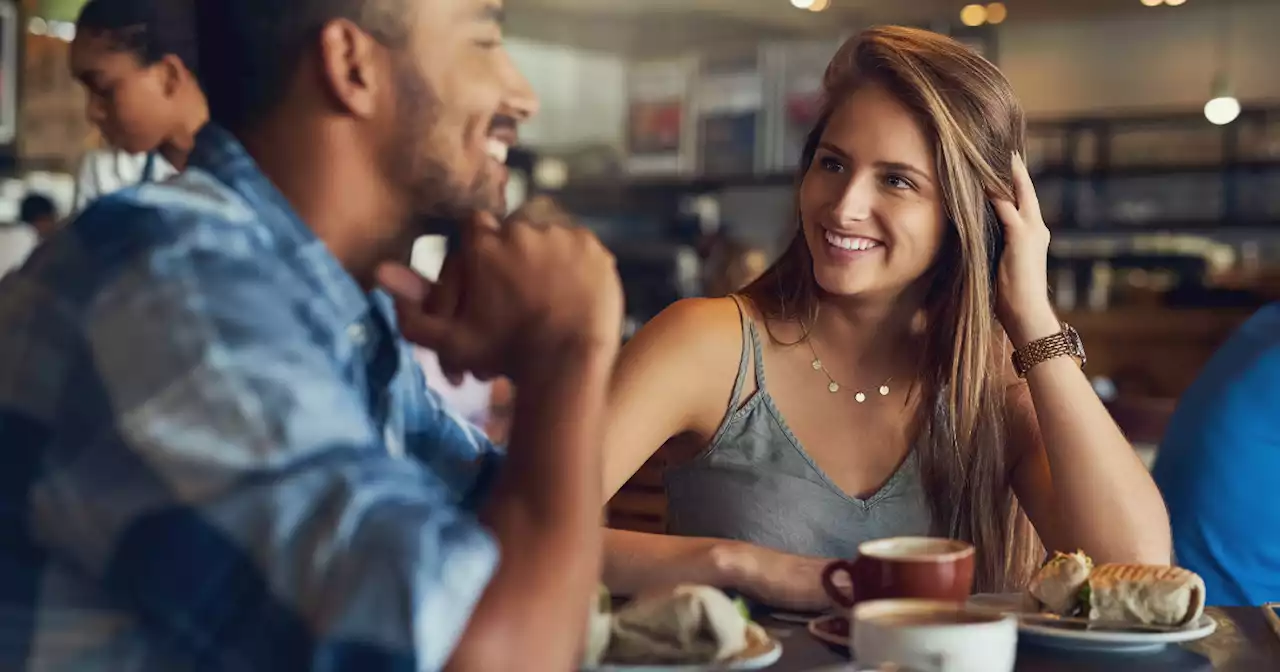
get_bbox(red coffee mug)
[821,537,976,609]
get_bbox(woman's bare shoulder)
[604,297,753,488]
[625,296,749,359]
[613,297,754,426]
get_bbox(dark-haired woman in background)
[69,0,206,212]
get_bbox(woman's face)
[70,32,176,154]
[799,82,949,300]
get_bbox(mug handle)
[821,558,859,609]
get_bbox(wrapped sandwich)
[1024,551,1207,628]
[604,584,759,665]
[1086,564,1206,627]
[1026,550,1093,616]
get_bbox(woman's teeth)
[485,138,509,164]
[824,231,881,251]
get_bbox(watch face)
[1066,325,1086,366]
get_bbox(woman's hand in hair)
[991,153,1060,347]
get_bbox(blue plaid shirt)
[0,126,504,671]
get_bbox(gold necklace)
[806,338,892,403]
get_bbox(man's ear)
[316,19,385,119]
[157,54,190,98]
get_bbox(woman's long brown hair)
[741,26,1043,592]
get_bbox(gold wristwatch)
[1011,323,1086,378]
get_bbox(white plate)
[967,593,1217,653]
[583,638,783,671]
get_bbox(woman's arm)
[602,298,741,499]
[604,529,837,612]
[1007,352,1172,565]
[601,298,839,610]
[994,154,1170,566]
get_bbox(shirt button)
[347,323,367,345]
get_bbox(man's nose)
[498,51,539,122]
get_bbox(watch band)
[1012,323,1086,378]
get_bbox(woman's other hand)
[991,153,1060,346]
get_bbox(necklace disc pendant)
[855,392,867,403]
[812,359,823,370]
[879,385,890,396]
[828,382,840,393]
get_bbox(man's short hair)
[193,0,409,132]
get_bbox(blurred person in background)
[0,194,57,276]
[69,0,206,212]
[703,233,769,298]
[0,0,622,671]
[1152,302,1280,607]
[21,193,61,241]
[409,236,498,432]
[409,235,516,446]
[600,26,1170,611]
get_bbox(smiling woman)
[600,25,1170,611]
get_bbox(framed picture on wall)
[699,111,757,176]
[0,1,17,145]
[628,100,683,156]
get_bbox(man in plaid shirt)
[0,0,620,669]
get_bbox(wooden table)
[759,608,1280,671]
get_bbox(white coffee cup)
[851,599,1017,672]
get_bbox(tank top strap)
[726,294,770,404]
[724,295,753,410]
[746,308,768,392]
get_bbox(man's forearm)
[450,346,614,670]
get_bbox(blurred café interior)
[4,0,1280,531]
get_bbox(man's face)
[387,0,537,229]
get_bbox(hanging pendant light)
[1204,73,1241,126]
[1204,0,1240,126]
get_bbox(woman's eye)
[819,156,844,173]
[885,174,914,190]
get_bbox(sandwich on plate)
[581,584,772,667]
[1086,563,1206,627]
[1024,551,1206,627]
[1026,550,1093,616]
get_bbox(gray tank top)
[664,296,933,559]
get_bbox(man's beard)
[385,54,501,240]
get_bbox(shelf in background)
[538,105,1280,233]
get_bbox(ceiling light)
[1141,0,1163,6]
[1166,0,1187,5]
[986,2,1008,24]
[1205,74,1240,126]
[1205,96,1240,125]
[790,0,815,9]
[808,0,830,11]
[960,4,987,27]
